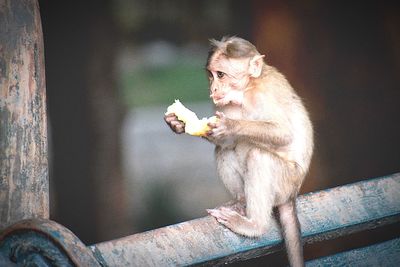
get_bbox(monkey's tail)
[277,200,304,267]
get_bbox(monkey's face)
[206,53,250,107]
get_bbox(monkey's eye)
[217,71,225,79]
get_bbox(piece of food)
[165,100,217,136]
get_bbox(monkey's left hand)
[206,111,235,142]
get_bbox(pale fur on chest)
[216,88,311,173]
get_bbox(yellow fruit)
[165,100,217,136]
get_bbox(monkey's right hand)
[164,113,185,134]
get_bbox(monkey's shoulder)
[244,85,292,110]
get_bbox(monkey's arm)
[234,119,292,148]
[208,114,292,149]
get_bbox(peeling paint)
[90,173,400,266]
[0,219,101,266]
[0,0,48,230]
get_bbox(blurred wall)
[39,0,131,244]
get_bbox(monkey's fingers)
[170,120,185,134]
[206,120,218,137]
[207,121,217,129]
[204,130,213,137]
[207,207,240,227]
[164,114,185,134]
[206,208,220,217]
[207,209,227,224]
[218,201,246,216]
[215,111,226,119]
[164,113,178,123]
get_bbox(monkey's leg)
[207,149,246,216]
[278,201,304,267]
[209,149,276,237]
[216,148,245,202]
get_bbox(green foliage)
[120,63,210,108]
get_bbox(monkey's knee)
[246,148,278,174]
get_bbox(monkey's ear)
[249,55,265,78]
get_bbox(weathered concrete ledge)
[90,173,400,266]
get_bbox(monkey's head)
[206,36,265,107]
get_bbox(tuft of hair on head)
[208,36,260,59]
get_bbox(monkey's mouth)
[210,93,223,99]
[213,97,241,107]
[212,98,226,107]
[210,94,225,105]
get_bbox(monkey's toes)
[207,207,241,228]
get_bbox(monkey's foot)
[217,201,246,216]
[207,207,267,237]
[207,207,243,231]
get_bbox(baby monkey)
[165,37,313,267]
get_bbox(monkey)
[164,36,313,267]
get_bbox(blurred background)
[39,0,400,265]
